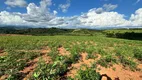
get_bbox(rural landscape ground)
[0,29,142,80]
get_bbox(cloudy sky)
[0,0,142,29]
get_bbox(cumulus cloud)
[23,0,55,22]
[130,8,142,26]
[79,10,129,28]
[103,4,118,11]
[94,4,118,14]
[5,0,27,7]
[0,11,24,25]
[53,10,58,15]
[58,0,71,13]
[0,2,142,29]
[0,0,56,27]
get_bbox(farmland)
[0,29,142,80]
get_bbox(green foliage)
[75,66,101,80]
[97,54,117,68]
[104,29,142,40]
[133,48,142,61]
[31,56,69,80]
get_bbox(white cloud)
[0,11,24,25]
[130,8,142,26]
[135,0,140,4]
[103,4,118,11]
[23,0,55,22]
[53,10,58,15]
[5,0,27,7]
[0,0,56,27]
[40,0,52,8]
[79,10,129,28]
[0,2,142,29]
[58,0,71,13]
[93,4,118,14]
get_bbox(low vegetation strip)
[104,29,142,40]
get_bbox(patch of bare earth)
[138,64,142,69]
[58,47,70,56]
[67,53,95,78]
[90,41,97,46]
[20,47,51,80]
[0,75,9,80]
[0,52,7,57]
[97,64,142,80]
[0,49,7,56]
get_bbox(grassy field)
[0,34,142,80]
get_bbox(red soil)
[97,64,142,80]
[0,75,9,80]
[58,47,70,56]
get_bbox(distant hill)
[0,27,103,36]
[0,26,142,36]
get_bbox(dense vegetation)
[0,27,101,36]
[104,29,142,40]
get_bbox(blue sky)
[0,0,142,29]
[1,0,142,17]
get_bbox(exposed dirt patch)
[0,75,9,80]
[20,47,51,80]
[97,64,142,80]
[76,42,80,45]
[0,52,7,56]
[90,41,97,46]
[85,41,88,45]
[67,53,95,78]
[0,49,7,57]
[95,54,101,61]
[0,49,4,53]
[58,47,70,56]
[138,64,142,70]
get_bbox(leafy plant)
[133,48,142,61]
[97,54,117,68]
[75,66,101,80]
